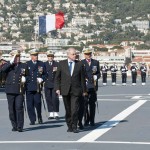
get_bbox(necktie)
[49,62,52,65]
[69,62,72,75]
[33,61,36,64]
[87,59,91,66]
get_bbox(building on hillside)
[120,41,144,46]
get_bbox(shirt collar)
[68,59,74,63]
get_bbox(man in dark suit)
[1,50,27,132]
[26,49,46,125]
[54,48,87,133]
[81,49,101,127]
[44,50,59,120]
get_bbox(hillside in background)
[0,0,150,45]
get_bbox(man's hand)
[93,75,97,80]
[21,76,26,83]
[10,54,16,64]
[83,92,88,96]
[56,90,60,95]
[37,78,43,83]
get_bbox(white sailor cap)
[46,50,54,56]
[28,48,39,55]
[82,48,92,54]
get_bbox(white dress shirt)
[68,59,75,76]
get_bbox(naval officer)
[26,49,46,125]
[44,50,59,119]
[81,48,101,126]
[1,50,27,132]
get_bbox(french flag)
[39,12,64,35]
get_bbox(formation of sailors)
[101,62,147,86]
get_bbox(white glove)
[10,54,16,64]
[93,75,97,80]
[21,76,26,83]
[37,78,43,83]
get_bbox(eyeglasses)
[70,53,76,55]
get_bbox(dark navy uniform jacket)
[26,60,46,91]
[120,66,128,74]
[44,60,58,88]
[110,65,118,73]
[140,66,147,74]
[1,62,27,94]
[130,66,138,74]
[100,65,109,73]
[82,59,101,91]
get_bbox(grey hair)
[66,47,76,56]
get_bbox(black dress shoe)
[90,122,95,126]
[84,122,89,126]
[78,123,84,130]
[30,122,35,125]
[12,127,17,131]
[67,128,73,132]
[55,116,59,120]
[72,129,79,133]
[48,117,54,120]
[38,118,43,124]
[17,128,23,132]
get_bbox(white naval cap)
[28,48,39,55]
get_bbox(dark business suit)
[54,59,86,131]
[44,61,59,113]
[26,60,46,124]
[1,62,27,130]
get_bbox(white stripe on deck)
[131,96,142,99]
[77,100,147,142]
[0,140,150,145]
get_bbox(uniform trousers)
[132,73,137,83]
[44,87,59,112]
[121,73,127,83]
[141,73,146,83]
[26,91,42,123]
[78,96,85,125]
[6,94,24,129]
[63,93,79,130]
[102,73,107,83]
[111,73,117,83]
[83,89,97,125]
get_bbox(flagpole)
[35,14,39,49]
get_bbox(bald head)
[67,48,77,61]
